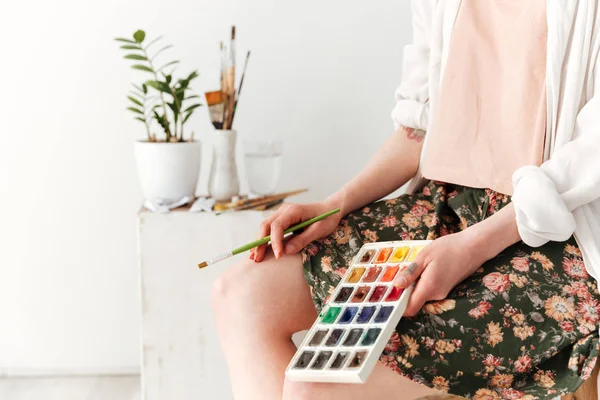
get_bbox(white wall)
[0,0,411,374]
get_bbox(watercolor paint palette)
[285,240,431,384]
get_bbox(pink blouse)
[421,0,547,195]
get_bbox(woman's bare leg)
[212,250,440,400]
[212,251,317,399]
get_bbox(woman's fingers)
[393,260,425,289]
[253,203,338,261]
[403,279,433,317]
[395,253,428,315]
[284,224,320,255]
[403,259,449,317]
[270,205,305,258]
[270,219,285,258]
[253,209,284,262]
[403,270,448,317]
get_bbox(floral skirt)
[301,181,600,399]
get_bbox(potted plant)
[116,30,203,203]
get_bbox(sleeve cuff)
[391,100,429,131]
[512,165,576,247]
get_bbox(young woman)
[212,1,600,399]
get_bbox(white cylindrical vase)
[208,130,240,201]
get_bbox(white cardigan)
[392,0,600,285]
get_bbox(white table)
[138,207,274,400]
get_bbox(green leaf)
[176,82,188,92]
[168,103,179,123]
[164,74,172,84]
[183,112,194,124]
[115,37,137,44]
[131,83,144,93]
[135,117,146,123]
[153,111,171,135]
[151,45,173,60]
[185,95,200,100]
[132,64,153,73]
[157,60,180,71]
[128,107,144,115]
[128,96,143,107]
[187,70,199,81]
[146,80,171,93]
[124,54,147,61]
[184,103,202,112]
[142,84,148,94]
[133,30,146,43]
[129,91,144,100]
[144,35,163,50]
[120,45,141,50]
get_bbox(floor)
[0,376,140,400]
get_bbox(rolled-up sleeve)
[512,55,600,247]
[391,0,435,131]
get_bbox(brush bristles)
[198,261,208,269]
[231,26,236,40]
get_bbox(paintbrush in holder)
[205,26,254,202]
[204,26,251,131]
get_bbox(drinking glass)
[243,140,283,195]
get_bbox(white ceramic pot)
[208,129,240,201]
[134,141,202,202]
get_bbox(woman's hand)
[394,231,490,316]
[250,200,343,262]
[395,204,521,316]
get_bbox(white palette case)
[285,240,431,384]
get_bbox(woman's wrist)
[459,227,499,266]
[461,204,521,264]
[324,190,348,216]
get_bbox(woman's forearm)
[326,126,425,215]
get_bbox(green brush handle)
[231,208,341,255]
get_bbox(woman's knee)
[211,258,254,317]
[212,252,315,337]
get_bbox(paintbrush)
[215,197,284,215]
[205,91,225,129]
[197,208,340,269]
[225,26,236,129]
[213,188,308,211]
[219,41,224,90]
[231,50,251,123]
[219,41,226,127]
[253,199,284,211]
[234,198,284,212]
